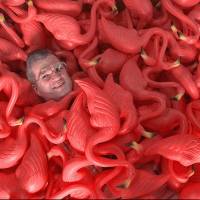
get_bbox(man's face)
[32,54,72,101]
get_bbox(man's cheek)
[65,77,72,88]
[39,85,51,94]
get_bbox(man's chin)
[53,88,72,100]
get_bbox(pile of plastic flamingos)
[0,0,200,199]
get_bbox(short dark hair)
[26,49,53,84]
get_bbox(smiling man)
[26,49,73,101]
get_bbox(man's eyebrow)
[39,66,49,77]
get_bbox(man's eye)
[56,64,64,72]
[42,74,50,80]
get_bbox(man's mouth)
[53,80,64,89]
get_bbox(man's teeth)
[54,80,64,88]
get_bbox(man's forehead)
[32,55,59,75]
[40,66,49,74]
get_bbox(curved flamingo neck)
[0,1,36,23]
[162,0,198,32]
[0,76,20,126]
[82,0,115,43]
